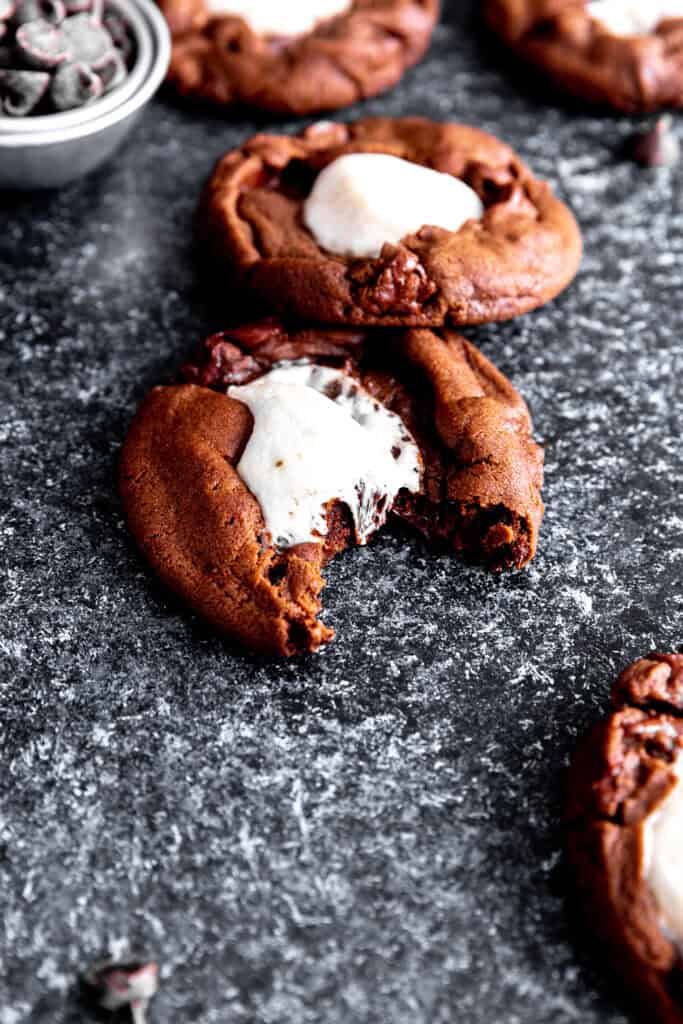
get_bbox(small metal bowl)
[0,0,170,189]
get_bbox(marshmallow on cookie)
[229,362,421,549]
[587,0,683,36]
[641,752,683,949]
[303,153,484,259]
[203,0,352,35]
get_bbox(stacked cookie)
[120,115,582,656]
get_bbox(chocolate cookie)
[566,653,683,1024]
[486,1,683,112]
[120,321,545,656]
[161,0,439,115]
[200,118,582,328]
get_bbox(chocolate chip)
[49,58,101,108]
[102,9,131,60]
[15,18,70,68]
[93,43,123,89]
[12,0,63,24]
[83,957,159,1023]
[61,12,112,65]
[0,0,130,114]
[626,116,680,168]
[0,66,48,112]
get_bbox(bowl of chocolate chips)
[0,0,170,188]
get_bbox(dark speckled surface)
[1,2,682,1021]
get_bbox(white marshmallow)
[203,0,352,36]
[302,153,485,260]
[642,753,683,948]
[587,0,683,36]
[228,362,421,549]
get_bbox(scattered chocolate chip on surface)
[0,65,48,112]
[83,957,159,1024]
[626,116,681,168]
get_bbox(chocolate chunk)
[626,116,681,168]
[49,58,101,108]
[83,957,159,1021]
[0,66,49,112]
[350,244,438,318]
[102,9,131,60]
[12,0,63,24]
[15,18,70,68]
[61,12,112,65]
[93,45,123,89]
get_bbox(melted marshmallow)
[204,0,351,36]
[587,0,683,36]
[642,754,683,948]
[302,153,485,260]
[228,363,421,549]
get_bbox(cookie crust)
[120,321,544,656]
[200,118,582,328]
[566,653,683,1024]
[161,0,439,115]
[486,0,683,112]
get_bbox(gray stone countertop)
[0,1,681,1021]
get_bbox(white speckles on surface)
[0,1,681,1022]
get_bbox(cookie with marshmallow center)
[566,653,683,1024]
[201,117,582,328]
[486,0,683,111]
[120,320,545,656]
[160,0,439,115]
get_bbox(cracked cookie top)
[159,0,439,115]
[486,0,683,112]
[200,117,582,327]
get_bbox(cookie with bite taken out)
[119,320,545,656]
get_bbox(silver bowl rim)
[0,0,170,145]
